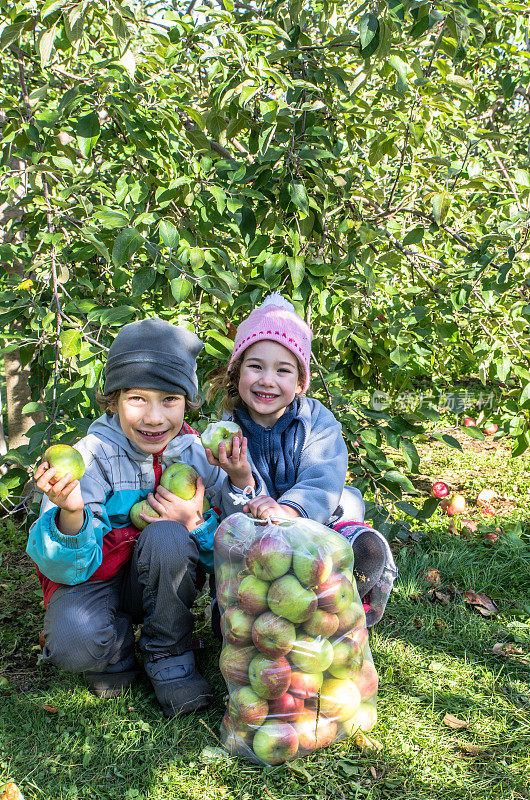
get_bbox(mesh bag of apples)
[215,512,378,765]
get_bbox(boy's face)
[238,340,302,428]
[116,389,186,453]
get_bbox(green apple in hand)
[44,444,85,481]
[129,499,160,530]
[201,421,240,458]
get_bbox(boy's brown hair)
[96,389,201,415]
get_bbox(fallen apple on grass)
[460,519,478,534]
[483,423,499,435]
[43,444,85,482]
[201,420,241,458]
[431,481,450,498]
[477,488,497,507]
[463,416,476,427]
[441,494,467,516]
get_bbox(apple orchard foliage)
[1,0,530,536]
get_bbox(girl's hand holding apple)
[205,434,255,492]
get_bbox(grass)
[1,430,529,800]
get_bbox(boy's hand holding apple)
[147,476,205,532]
[244,494,301,521]
[34,460,85,536]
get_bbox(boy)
[28,318,250,715]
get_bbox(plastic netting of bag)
[214,513,378,765]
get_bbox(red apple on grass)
[219,644,258,686]
[267,575,318,623]
[431,481,450,499]
[251,612,296,658]
[248,655,292,699]
[220,606,255,646]
[228,686,268,730]
[238,574,270,615]
[483,423,498,435]
[245,530,292,581]
[319,678,361,722]
[463,416,476,427]
[252,719,299,764]
[295,709,338,751]
[317,573,355,613]
[289,669,323,699]
[461,519,478,534]
[442,494,466,516]
[289,635,334,673]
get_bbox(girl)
[205,294,397,626]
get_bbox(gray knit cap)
[103,318,203,400]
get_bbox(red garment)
[37,422,199,607]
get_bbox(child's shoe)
[85,656,139,698]
[334,522,398,627]
[143,650,213,716]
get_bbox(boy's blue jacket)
[27,413,257,590]
[229,396,349,524]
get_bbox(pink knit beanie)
[229,294,313,391]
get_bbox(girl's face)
[238,340,302,427]
[117,388,186,453]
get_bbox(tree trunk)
[0,142,43,449]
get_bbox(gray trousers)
[42,521,200,674]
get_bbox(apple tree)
[0,0,529,536]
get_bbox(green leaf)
[460,425,484,440]
[383,470,417,493]
[401,439,420,472]
[112,228,144,266]
[41,0,69,17]
[39,26,56,68]
[288,181,309,214]
[131,266,156,296]
[433,433,463,452]
[189,248,205,270]
[432,193,450,225]
[59,329,81,358]
[288,256,305,288]
[76,112,100,157]
[208,186,226,213]
[0,22,27,51]
[403,226,424,246]
[159,219,180,249]
[112,13,130,52]
[512,431,530,457]
[359,13,379,57]
[170,278,193,302]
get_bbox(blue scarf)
[234,402,303,499]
